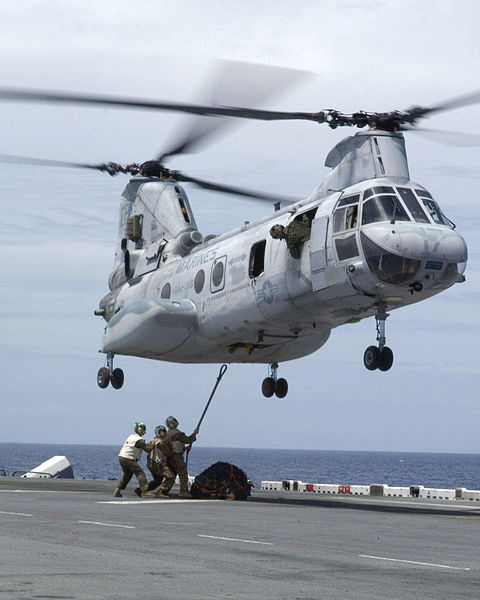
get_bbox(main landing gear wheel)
[363,307,394,372]
[262,363,289,397]
[378,346,394,372]
[275,378,288,398]
[363,346,380,371]
[97,367,110,388]
[97,353,125,389]
[111,368,125,389]
[262,377,275,397]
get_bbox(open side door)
[310,216,329,292]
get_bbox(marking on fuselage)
[257,280,278,304]
[358,554,471,571]
[78,520,135,529]
[198,534,273,546]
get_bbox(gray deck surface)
[0,478,479,599]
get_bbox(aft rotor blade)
[0,87,325,123]
[0,153,108,171]
[0,153,298,203]
[179,173,298,204]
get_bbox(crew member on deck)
[165,416,199,499]
[113,422,155,498]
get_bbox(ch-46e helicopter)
[1,72,477,398]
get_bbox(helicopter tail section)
[101,298,197,357]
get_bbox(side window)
[210,256,226,293]
[335,235,359,261]
[249,240,266,278]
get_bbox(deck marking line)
[359,554,471,571]
[198,534,273,546]
[78,520,135,529]
[98,499,218,505]
[0,510,33,516]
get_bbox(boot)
[134,487,142,497]
[141,491,156,498]
[179,491,193,499]
[112,488,122,498]
[155,490,170,498]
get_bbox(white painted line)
[198,534,273,546]
[359,554,471,571]
[0,489,91,494]
[78,520,135,529]
[0,510,33,516]
[98,499,218,505]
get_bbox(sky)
[0,0,479,453]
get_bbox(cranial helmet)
[134,421,146,434]
[155,425,167,437]
[270,224,285,239]
[165,416,179,428]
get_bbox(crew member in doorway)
[144,425,176,498]
[165,416,199,499]
[270,213,312,258]
[113,422,155,498]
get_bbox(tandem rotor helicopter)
[1,63,477,398]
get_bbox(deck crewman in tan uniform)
[113,422,155,498]
[165,416,199,499]
[146,425,176,498]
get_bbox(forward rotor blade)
[158,60,314,161]
[427,88,480,114]
[406,127,480,147]
[0,87,325,123]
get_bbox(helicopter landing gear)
[262,362,289,398]
[97,353,125,389]
[363,308,394,372]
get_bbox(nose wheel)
[262,362,288,398]
[363,308,394,372]
[97,353,124,389]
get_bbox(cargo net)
[191,461,252,500]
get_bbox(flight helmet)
[155,425,167,437]
[165,416,179,428]
[134,422,146,434]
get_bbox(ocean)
[1,443,479,489]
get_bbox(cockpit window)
[397,188,430,223]
[415,189,453,227]
[361,194,409,225]
[363,186,395,199]
[333,195,359,232]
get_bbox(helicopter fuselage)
[98,174,467,365]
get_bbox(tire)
[111,368,125,389]
[378,347,394,372]
[275,378,288,398]
[363,346,381,371]
[97,367,110,389]
[261,377,275,397]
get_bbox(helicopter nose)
[363,223,467,263]
[397,225,467,263]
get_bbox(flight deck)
[0,477,478,599]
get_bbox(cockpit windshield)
[360,186,454,228]
[361,194,410,225]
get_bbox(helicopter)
[0,68,476,398]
